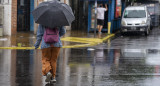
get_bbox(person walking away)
[34,25,66,83]
[97,4,108,34]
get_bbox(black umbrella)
[32,0,75,28]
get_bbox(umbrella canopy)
[32,0,75,28]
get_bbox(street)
[0,28,160,86]
[0,0,160,86]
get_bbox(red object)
[115,0,121,18]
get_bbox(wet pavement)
[96,27,160,49]
[0,28,160,86]
[0,30,110,48]
[0,48,160,86]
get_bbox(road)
[93,27,160,86]
[96,27,160,49]
[0,28,160,86]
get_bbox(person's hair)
[99,4,103,7]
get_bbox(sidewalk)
[0,30,115,49]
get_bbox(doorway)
[17,0,30,31]
[103,4,108,29]
[88,2,109,32]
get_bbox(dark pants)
[97,19,104,25]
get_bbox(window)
[0,0,10,4]
[0,0,2,4]
[124,10,146,18]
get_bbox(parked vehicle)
[146,3,159,27]
[121,6,151,36]
[138,0,160,27]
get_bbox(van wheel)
[150,26,153,30]
[145,29,149,36]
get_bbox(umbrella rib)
[62,11,70,25]
[61,4,74,18]
[60,6,74,25]
[56,7,70,26]
[49,6,69,27]
[36,7,50,23]
[32,6,49,21]
[32,5,47,12]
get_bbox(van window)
[124,10,146,18]
[148,7,154,14]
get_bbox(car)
[121,6,151,36]
[146,3,159,27]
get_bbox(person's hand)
[35,46,39,49]
[105,4,107,7]
[34,44,39,50]
[105,4,108,10]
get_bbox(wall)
[4,4,11,35]
[11,0,17,35]
[0,0,12,36]
[1,0,72,36]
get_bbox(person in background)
[97,4,108,34]
[34,25,66,83]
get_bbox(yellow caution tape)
[0,47,36,50]
[0,34,115,49]
[61,37,103,43]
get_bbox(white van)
[121,6,151,36]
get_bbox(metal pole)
[94,0,97,37]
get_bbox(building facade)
[0,0,69,36]
[1,0,129,36]
[0,0,11,35]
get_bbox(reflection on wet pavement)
[0,31,109,49]
[96,28,160,50]
[0,32,36,47]
[0,48,160,86]
[64,30,108,38]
